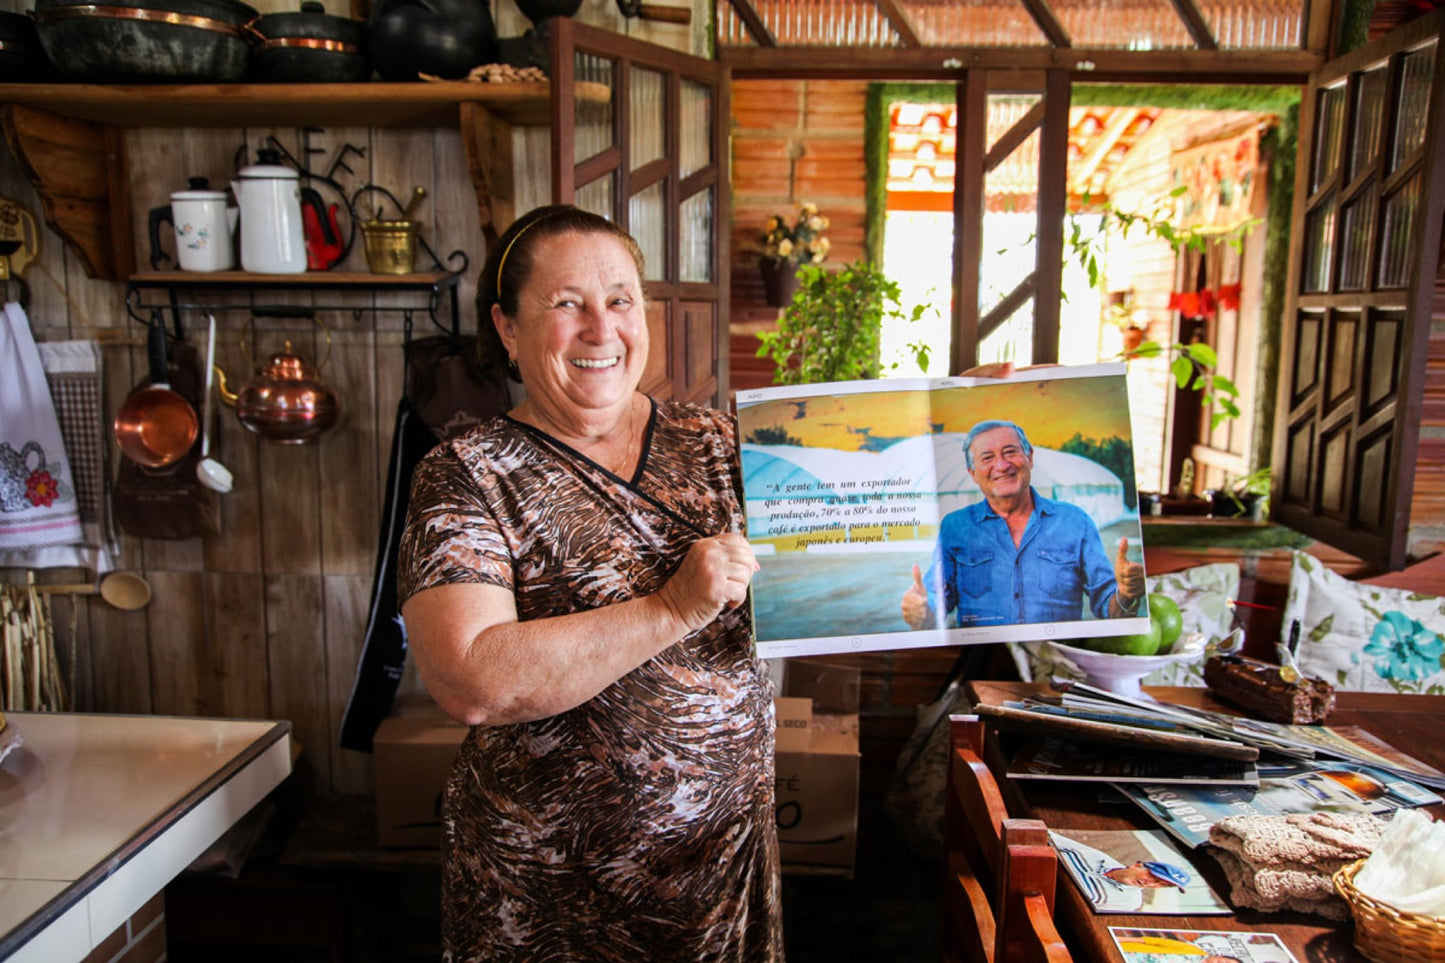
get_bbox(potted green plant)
[755,259,930,385]
[1209,466,1272,520]
[758,201,831,307]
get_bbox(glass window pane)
[1337,181,1376,292]
[680,188,713,283]
[573,51,615,166]
[1392,42,1436,173]
[1378,174,1421,290]
[1348,66,1386,182]
[1311,84,1345,193]
[680,80,713,179]
[628,181,666,282]
[576,174,614,222]
[1301,193,1336,294]
[630,66,665,171]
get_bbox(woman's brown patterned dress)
[398,397,783,963]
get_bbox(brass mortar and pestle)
[356,185,426,275]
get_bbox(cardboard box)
[372,664,863,861]
[774,660,861,871]
[372,698,468,848]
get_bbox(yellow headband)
[495,212,553,300]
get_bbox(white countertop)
[0,712,291,962]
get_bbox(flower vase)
[1121,325,1147,352]
[760,258,799,308]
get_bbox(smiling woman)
[396,205,784,962]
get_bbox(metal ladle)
[196,313,234,494]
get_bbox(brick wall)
[81,893,165,963]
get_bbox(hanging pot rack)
[124,256,468,343]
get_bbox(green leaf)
[1212,374,1240,397]
[1171,355,1193,388]
[1184,342,1218,368]
[1130,341,1164,358]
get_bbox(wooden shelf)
[130,270,460,288]
[126,270,464,332]
[0,80,610,280]
[0,80,609,129]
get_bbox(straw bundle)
[1,581,70,711]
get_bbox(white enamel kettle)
[231,148,307,274]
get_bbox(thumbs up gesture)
[1114,537,1145,606]
[901,563,934,630]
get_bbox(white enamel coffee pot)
[231,147,307,274]
[149,177,238,272]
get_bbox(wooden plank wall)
[0,0,705,799]
[729,79,871,391]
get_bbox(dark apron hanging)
[339,334,511,751]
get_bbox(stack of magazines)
[980,681,1445,850]
[989,682,1445,920]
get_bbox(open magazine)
[734,365,1148,658]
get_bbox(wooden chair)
[942,713,1072,963]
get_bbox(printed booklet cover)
[1109,928,1300,963]
[1050,829,1232,914]
[734,364,1148,658]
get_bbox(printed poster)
[734,364,1149,658]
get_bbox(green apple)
[1087,620,1163,656]
[1147,593,1184,648]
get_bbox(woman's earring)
[506,354,521,380]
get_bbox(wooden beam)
[1032,68,1070,364]
[874,0,922,47]
[1018,0,1072,47]
[952,72,988,374]
[725,0,775,47]
[1168,0,1220,50]
[979,272,1038,342]
[984,100,1045,174]
[720,46,1320,82]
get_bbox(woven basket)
[1333,859,1445,963]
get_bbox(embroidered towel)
[0,337,115,571]
[0,302,83,551]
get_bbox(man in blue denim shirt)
[900,419,1145,628]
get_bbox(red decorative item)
[26,470,58,507]
[300,187,345,271]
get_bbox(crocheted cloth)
[1206,812,1387,919]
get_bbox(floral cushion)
[1007,562,1241,686]
[1282,551,1445,694]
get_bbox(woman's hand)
[656,533,759,634]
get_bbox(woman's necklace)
[609,396,637,476]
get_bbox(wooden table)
[965,681,1445,963]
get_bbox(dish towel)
[0,302,83,553]
[1206,811,1387,919]
[0,336,115,572]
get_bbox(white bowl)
[1047,640,1196,699]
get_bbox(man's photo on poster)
[736,364,1149,659]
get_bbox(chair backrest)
[942,714,1072,963]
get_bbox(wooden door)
[549,19,730,408]
[1271,11,1445,570]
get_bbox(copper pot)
[215,315,339,444]
[114,322,199,468]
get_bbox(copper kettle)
[215,316,339,444]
